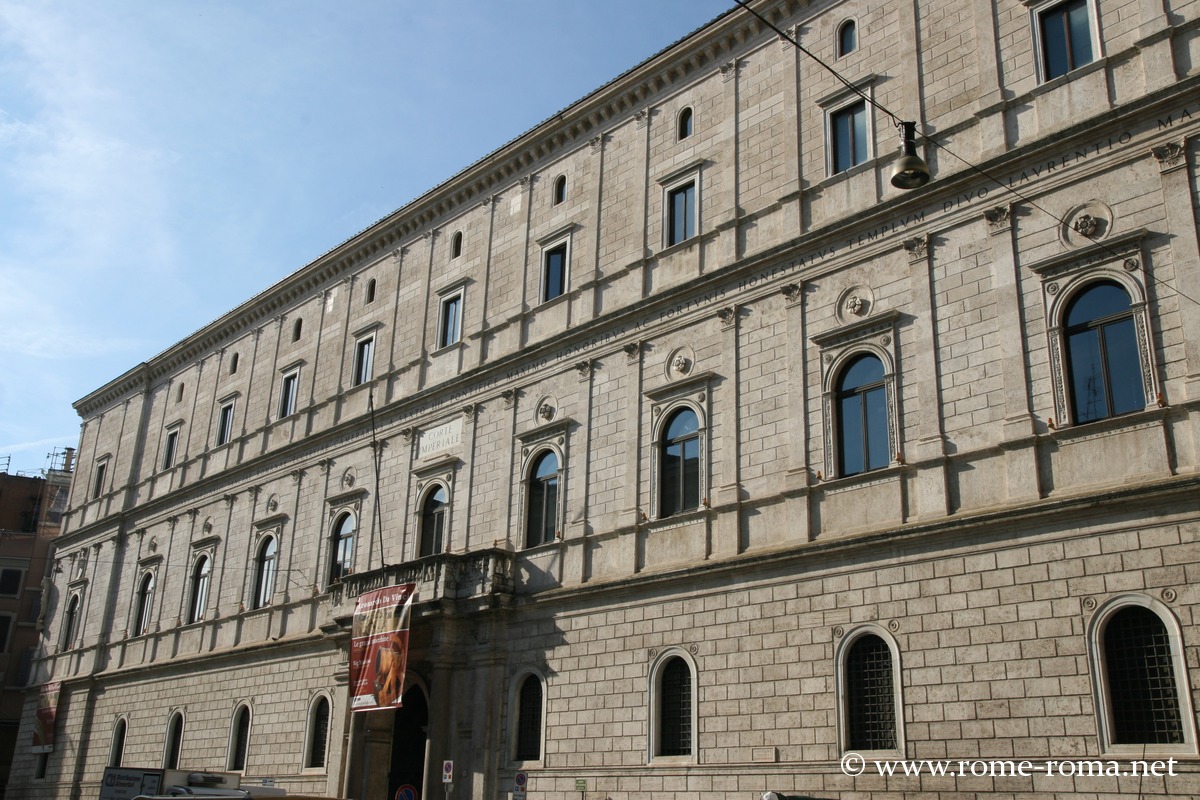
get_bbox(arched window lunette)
[228,703,251,771]
[813,311,903,482]
[648,648,698,762]
[835,353,890,477]
[252,535,278,610]
[133,570,155,636]
[365,278,377,304]
[524,449,561,548]
[329,513,356,585]
[451,231,463,259]
[304,693,333,770]
[837,19,857,57]
[1032,234,1158,428]
[187,555,211,624]
[552,175,567,206]
[656,405,703,518]
[164,710,185,769]
[108,717,128,768]
[1087,595,1197,754]
[677,107,694,140]
[418,484,449,558]
[835,625,904,755]
[61,593,81,651]
[509,668,546,764]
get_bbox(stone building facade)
[10,0,1200,798]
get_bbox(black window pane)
[839,393,866,476]
[1066,0,1093,66]
[661,442,683,516]
[515,676,543,761]
[659,658,691,756]
[231,709,249,770]
[544,247,566,300]
[846,636,896,750]
[1102,317,1144,415]
[1105,607,1183,744]
[308,698,329,768]
[864,385,889,471]
[839,21,856,55]
[1066,282,1131,327]
[666,409,698,440]
[682,437,701,511]
[1041,9,1070,79]
[1067,328,1107,423]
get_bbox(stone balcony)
[328,547,516,615]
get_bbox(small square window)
[830,100,868,174]
[352,336,374,387]
[279,370,300,418]
[1037,0,1095,81]
[666,181,696,247]
[162,429,179,470]
[0,569,22,597]
[216,401,235,447]
[438,292,463,349]
[542,243,568,302]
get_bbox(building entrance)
[388,686,429,800]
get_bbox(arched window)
[837,19,857,56]
[305,695,331,769]
[108,718,127,768]
[843,633,898,751]
[419,486,448,558]
[253,536,277,610]
[514,674,544,761]
[292,318,303,342]
[188,556,211,624]
[164,711,185,769]
[1063,281,1144,424]
[653,655,694,758]
[228,705,251,771]
[366,278,377,304]
[1101,605,1185,745]
[678,107,693,140]
[552,175,567,206]
[329,513,355,584]
[229,352,239,374]
[451,231,463,259]
[659,408,700,517]
[176,383,185,403]
[525,451,559,548]
[61,594,80,650]
[134,571,155,636]
[836,353,889,476]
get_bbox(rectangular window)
[216,401,235,446]
[1038,0,1094,81]
[0,569,22,597]
[666,182,696,246]
[279,370,300,418]
[542,243,568,302]
[0,615,12,653]
[831,100,868,174]
[438,293,463,349]
[92,460,108,499]
[162,429,179,470]
[352,336,374,387]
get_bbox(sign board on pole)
[442,760,453,784]
[513,771,527,800]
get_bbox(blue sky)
[0,0,734,475]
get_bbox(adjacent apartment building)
[11,0,1200,797]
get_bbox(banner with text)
[32,681,61,752]
[350,584,415,712]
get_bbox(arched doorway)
[388,686,428,800]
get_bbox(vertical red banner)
[350,584,416,712]
[32,681,61,752]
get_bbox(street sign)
[443,760,453,784]
[575,779,587,792]
[514,771,527,800]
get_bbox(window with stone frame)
[164,711,185,769]
[1032,0,1098,82]
[252,535,277,609]
[525,450,560,548]
[228,705,251,771]
[837,19,857,57]
[329,513,356,584]
[1090,597,1197,754]
[108,718,127,768]
[652,653,695,759]
[187,555,211,624]
[512,672,544,762]
[419,484,449,557]
[843,633,898,750]
[60,593,81,650]
[305,695,331,770]
[1028,230,1158,429]
[677,106,694,140]
[133,570,155,636]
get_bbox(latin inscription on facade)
[418,418,462,458]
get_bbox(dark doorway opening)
[388,686,429,800]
